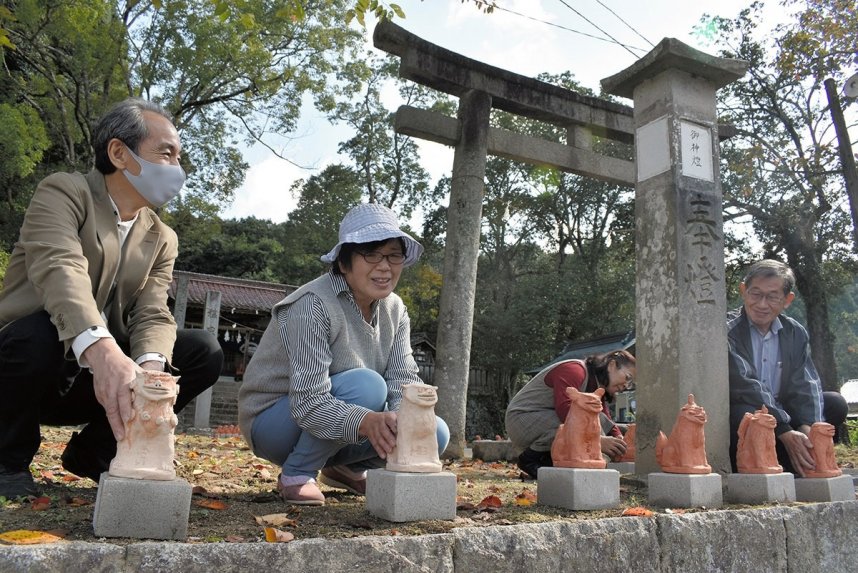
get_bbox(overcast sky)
[222,0,781,223]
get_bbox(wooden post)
[824,78,858,252]
[172,273,190,328]
[193,290,221,429]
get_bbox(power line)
[491,4,648,55]
[592,0,655,48]
[554,0,641,58]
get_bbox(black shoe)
[517,447,553,480]
[0,464,38,498]
[60,431,115,482]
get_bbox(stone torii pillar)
[602,39,748,475]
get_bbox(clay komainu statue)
[804,422,842,478]
[386,383,443,473]
[551,386,607,469]
[618,423,636,462]
[736,405,782,474]
[655,394,711,474]
[108,370,180,480]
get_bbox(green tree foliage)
[328,55,440,218]
[709,1,858,390]
[278,164,363,285]
[0,0,364,247]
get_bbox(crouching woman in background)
[505,350,636,479]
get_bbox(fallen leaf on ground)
[61,474,80,483]
[621,507,655,517]
[513,490,537,506]
[64,496,91,507]
[0,529,63,545]
[40,470,55,481]
[477,495,503,509]
[30,497,51,511]
[194,498,228,510]
[264,527,295,543]
[254,513,298,528]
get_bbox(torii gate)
[374,21,747,474]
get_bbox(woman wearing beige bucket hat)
[238,203,449,505]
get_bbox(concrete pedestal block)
[794,474,855,502]
[93,473,192,540]
[537,467,620,510]
[726,472,795,504]
[471,440,516,462]
[648,472,723,508]
[366,469,457,522]
[607,461,635,474]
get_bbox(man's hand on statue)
[778,429,815,477]
[600,435,627,461]
[83,338,139,441]
[359,411,398,459]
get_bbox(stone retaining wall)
[3,501,857,572]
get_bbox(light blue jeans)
[251,368,450,478]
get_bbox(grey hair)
[743,259,795,294]
[92,98,174,175]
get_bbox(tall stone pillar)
[433,89,491,458]
[602,39,748,475]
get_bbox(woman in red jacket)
[505,350,636,479]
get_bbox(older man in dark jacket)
[728,259,847,476]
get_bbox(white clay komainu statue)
[108,370,180,480]
[386,383,442,473]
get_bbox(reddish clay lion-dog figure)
[655,394,711,474]
[805,422,842,478]
[551,387,607,469]
[618,423,636,463]
[736,405,782,474]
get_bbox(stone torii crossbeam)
[374,21,747,473]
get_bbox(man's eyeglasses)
[358,251,406,265]
[745,289,785,305]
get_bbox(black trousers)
[0,311,223,469]
[729,391,849,473]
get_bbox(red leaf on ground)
[39,470,55,481]
[621,507,655,517]
[194,498,228,510]
[30,497,51,511]
[61,474,80,483]
[477,495,503,509]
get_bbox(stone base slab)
[794,474,855,502]
[93,473,192,540]
[366,469,457,522]
[537,467,620,510]
[726,472,795,504]
[607,461,635,474]
[648,472,723,508]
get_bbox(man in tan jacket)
[0,98,223,497]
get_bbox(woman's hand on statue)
[82,338,139,442]
[778,429,815,477]
[600,435,627,461]
[359,411,398,459]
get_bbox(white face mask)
[122,146,186,208]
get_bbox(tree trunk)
[790,250,839,391]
